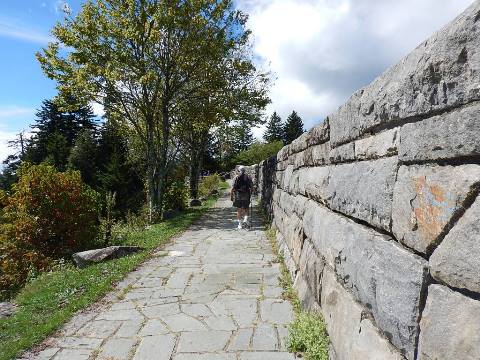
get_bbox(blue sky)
[0,0,475,162]
[0,1,84,161]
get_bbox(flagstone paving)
[20,194,295,360]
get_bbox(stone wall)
[255,2,480,359]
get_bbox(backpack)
[234,174,251,193]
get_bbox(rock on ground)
[72,246,143,268]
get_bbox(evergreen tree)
[25,99,97,170]
[284,111,304,144]
[263,112,284,143]
[96,121,144,215]
[238,125,254,151]
[68,129,98,186]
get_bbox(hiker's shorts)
[233,191,251,209]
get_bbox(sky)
[0,0,475,162]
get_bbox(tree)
[68,129,98,186]
[263,112,284,143]
[37,0,270,221]
[234,140,283,166]
[96,120,144,215]
[284,111,304,144]
[216,122,256,170]
[25,99,97,170]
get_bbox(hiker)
[231,166,253,229]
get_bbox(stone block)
[277,190,296,216]
[327,157,398,230]
[329,2,480,146]
[290,132,309,154]
[321,268,405,360]
[329,142,355,163]
[418,285,480,360]
[306,119,330,146]
[297,167,330,204]
[293,194,308,216]
[392,164,480,254]
[304,200,427,358]
[293,150,306,170]
[310,142,331,166]
[293,273,320,311]
[399,102,480,163]
[281,213,304,265]
[298,238,324,302]
[355,128,398,160]
[280,165,293,191]
[277,145,290,162]
[430,195,480,293]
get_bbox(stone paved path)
[22,193,295,360]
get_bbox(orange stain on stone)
[411,176,448,245]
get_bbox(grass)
[0,195,218,360]
[263,216,329,360]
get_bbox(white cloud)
[0,106,34,163]
[0,106,35,119]
[238,0,475,130]
[0,128,17,163]
[90,102,105,117]
[0,17,53,44]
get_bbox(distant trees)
[263,112,284,143]
[234,140,283,166]
[284,111,304,144]
[262,110,305,146]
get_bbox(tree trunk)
[189,131,208,199]
[189,148,201,199]
[146,116,160,223]
[156,102,170,221]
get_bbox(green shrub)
[198,174,221,197]
[163,181,188,212]
[288,311,330,360]
[0,163,101,298]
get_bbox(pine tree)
[25,99,97,170]
[263,112,284,143]
[284,111,304,144]
[96,120,144,215]
[68,129,98,186]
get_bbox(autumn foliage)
[0,163,100,298]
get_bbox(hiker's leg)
[236,207,243,228]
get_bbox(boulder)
[189,199,202,207]
[73,246,143,268]
[163,210,179,220]
[0,302,16,319]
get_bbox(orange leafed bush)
[0,163,101,298]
